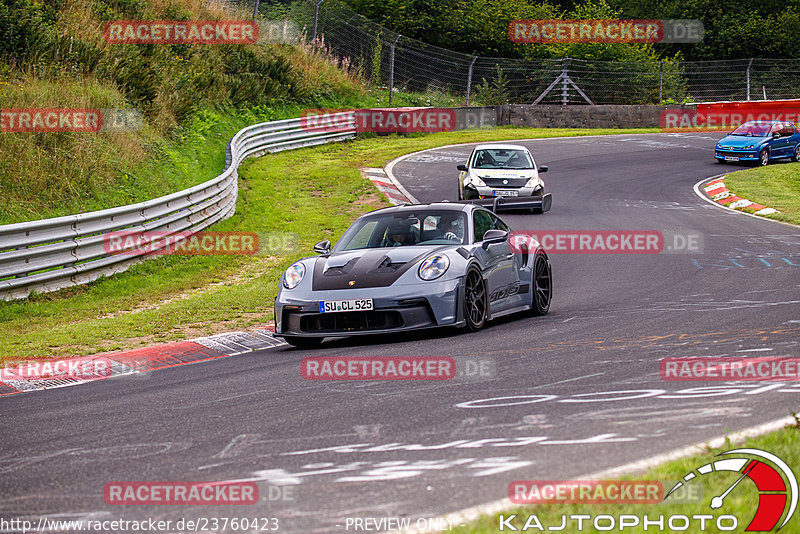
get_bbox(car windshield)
[730,122,772,137]
[472,148,534,169]
[335,210,468,251]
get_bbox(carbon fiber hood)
[311,247,444,290]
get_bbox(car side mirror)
[313,240,331,254]
[457,164,468,172]
[538,165,548,173]
[772,132,781,139]
[481,229,508,249]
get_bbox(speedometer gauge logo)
[665,449,798,531]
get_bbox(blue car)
[715,120,800,166]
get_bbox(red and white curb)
[702,177,780,216]
[363,168,412,205]
[0,328,286,397]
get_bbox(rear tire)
[463,267,487,332]
[284,336,323,348]
[530,252,552,316]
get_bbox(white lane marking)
[736,348,774,352]
[393,415,798,534]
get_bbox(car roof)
[358,202,475,217]
[472,143,530,151]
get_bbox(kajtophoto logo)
[664,449,798,532]
[499,448,796,531]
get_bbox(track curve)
[1,133,798,533]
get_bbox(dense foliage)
[341,0,800,60]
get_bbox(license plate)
[493,190,519,197]
[319,298,374,313]
[725,156,739,161]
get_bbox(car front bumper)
[274,278,463,338]
[715,149,759,161]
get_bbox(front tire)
[792,144,800,162]
[284,336,323,348]
[758,149,769,166]
[530,252,552,316]
[463,267,487,331]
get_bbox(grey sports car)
[273,202,552,347]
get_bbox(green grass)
[451,418,800,533]
[723,163,800,226]
[0,126,657,362]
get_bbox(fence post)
[388,34,400,106]
[466,56,477,106]
[312,0,325,41]
[746,58,753,100]
[561,57,569,105]
[252,0,260,20]
[659,60,663,103]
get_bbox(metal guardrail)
[0,112,356,300]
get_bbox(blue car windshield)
[730,122,771,136]
[335,211,468,250]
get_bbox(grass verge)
[723,162,800,226]
[0,127,657,362]
[451,417,800,533]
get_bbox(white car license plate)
[725,156,739,161]
[319,298,374,313]
[493,190,519,197]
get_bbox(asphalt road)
[2,133,799,533]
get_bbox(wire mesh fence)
[246,0,800,105]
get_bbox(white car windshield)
[335,211,468,250]
[472,148,533,169]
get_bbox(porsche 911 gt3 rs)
[274,203,552,347]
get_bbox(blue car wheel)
[792,144,800,162]
[758,148,769,166]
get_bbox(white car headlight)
[524,176,540,188]
[745,144,754,149]
[467,174,486,187]
[283,262,305,289]
[418,254,450,281]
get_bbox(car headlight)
[418,254,450,281]
[524,176,540,188]
[466,174,486,188]
[745,144,754,149]
[716,143,721,149]
[283,262,305,289]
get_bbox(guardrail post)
[746,58,753,100]
[659,60,663,103]
[312,0,325,41]
[388,34,400,106]
[561,57,569,105]
[252,0,260,20]
[466,56,477,106]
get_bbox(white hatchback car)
[457,144,551,213]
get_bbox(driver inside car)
[382,220,416,247]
